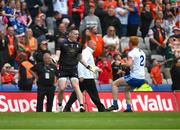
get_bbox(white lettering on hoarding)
[0,93,175,112]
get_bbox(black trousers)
[36,86,55,112]
[18,78,33,92]
[65,79,105,112]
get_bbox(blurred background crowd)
[0,0,180,91]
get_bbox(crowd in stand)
[0,0,180,90]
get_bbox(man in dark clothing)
[4,26,18,66]
[140,4,153,39]
[55,28,98,112]
[95,0,108,33]
[63,40,106,112]
[103,6,121,36]
[30,17,48,39]
[30,51,58,112]
[171,58,180,90]
[33,36,49,63]
[26,0,42,20]
[148,18,167,55]
[18,53,34,92]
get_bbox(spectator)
[4,26,18,66]
[25,28,38,58]
[80,27,91,47]
[89,26,104,61]
[163,3,174,20]
[170,58,180,90]
[165,13,176,36]
[53,11,73,29]
[115,0,129,37]
[150,0,162,19]
[53,0,68,15]
[97,56,112,84]
[25,0,42,20]
[156,11,170,33]
[103,6,121,36]
[126,0,140,36]
[150,59,163,84]
[54,23,67,51]
[71,0,84,28]
[1,63,16,84]
[18,2,32,27]
[148,18,167,55]
[95,0,108,33]
[140,3,153,39]
[80,3,102,35]
[103,26,120,59]
[30,16,48,39]
[44,0,55,34]
[104,0,118,10]
[33,36,49,63]
[0,30,6,71]
[18,53,34,91]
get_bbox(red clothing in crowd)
[1,72,15,84]
[150,2,162,19]
[90,34,104,59]
[97,60,112,84]
[150,64,163,84]
[104,0,117,9]
[68,0,84,20]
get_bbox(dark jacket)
[150,26,166,50]
[140,10,153,37]
[103,15,121,36]
[4,35,18,59]
[25,0,42,18]
[33,49,49,63]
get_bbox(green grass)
[0,112,179,129]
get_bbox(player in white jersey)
[107,36,146,112]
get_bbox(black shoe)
[80,106,85,112]
[106,105,119,112]
[123,109,133,112]
[80,108,85,112]
[63,107,71,112]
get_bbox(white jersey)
[128,47,145,79]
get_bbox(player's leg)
[70,77,85,112]
[57,77,67,112]
[107,77,128,111]
[124,85,133,112]
[64,81,86,112]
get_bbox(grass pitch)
[0,112,179,129]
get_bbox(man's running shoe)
[79,106,85,112]
[106,105,119,112]
[123,109,133,112]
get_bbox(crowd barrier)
[0,84,172,92]
[0,91,179,112]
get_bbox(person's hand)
[72,8,77,12]
[115,60,121,65]
[79,77,84,82]
[88,65,102,73]
[34,4,39,8]
[51,55,59,64]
